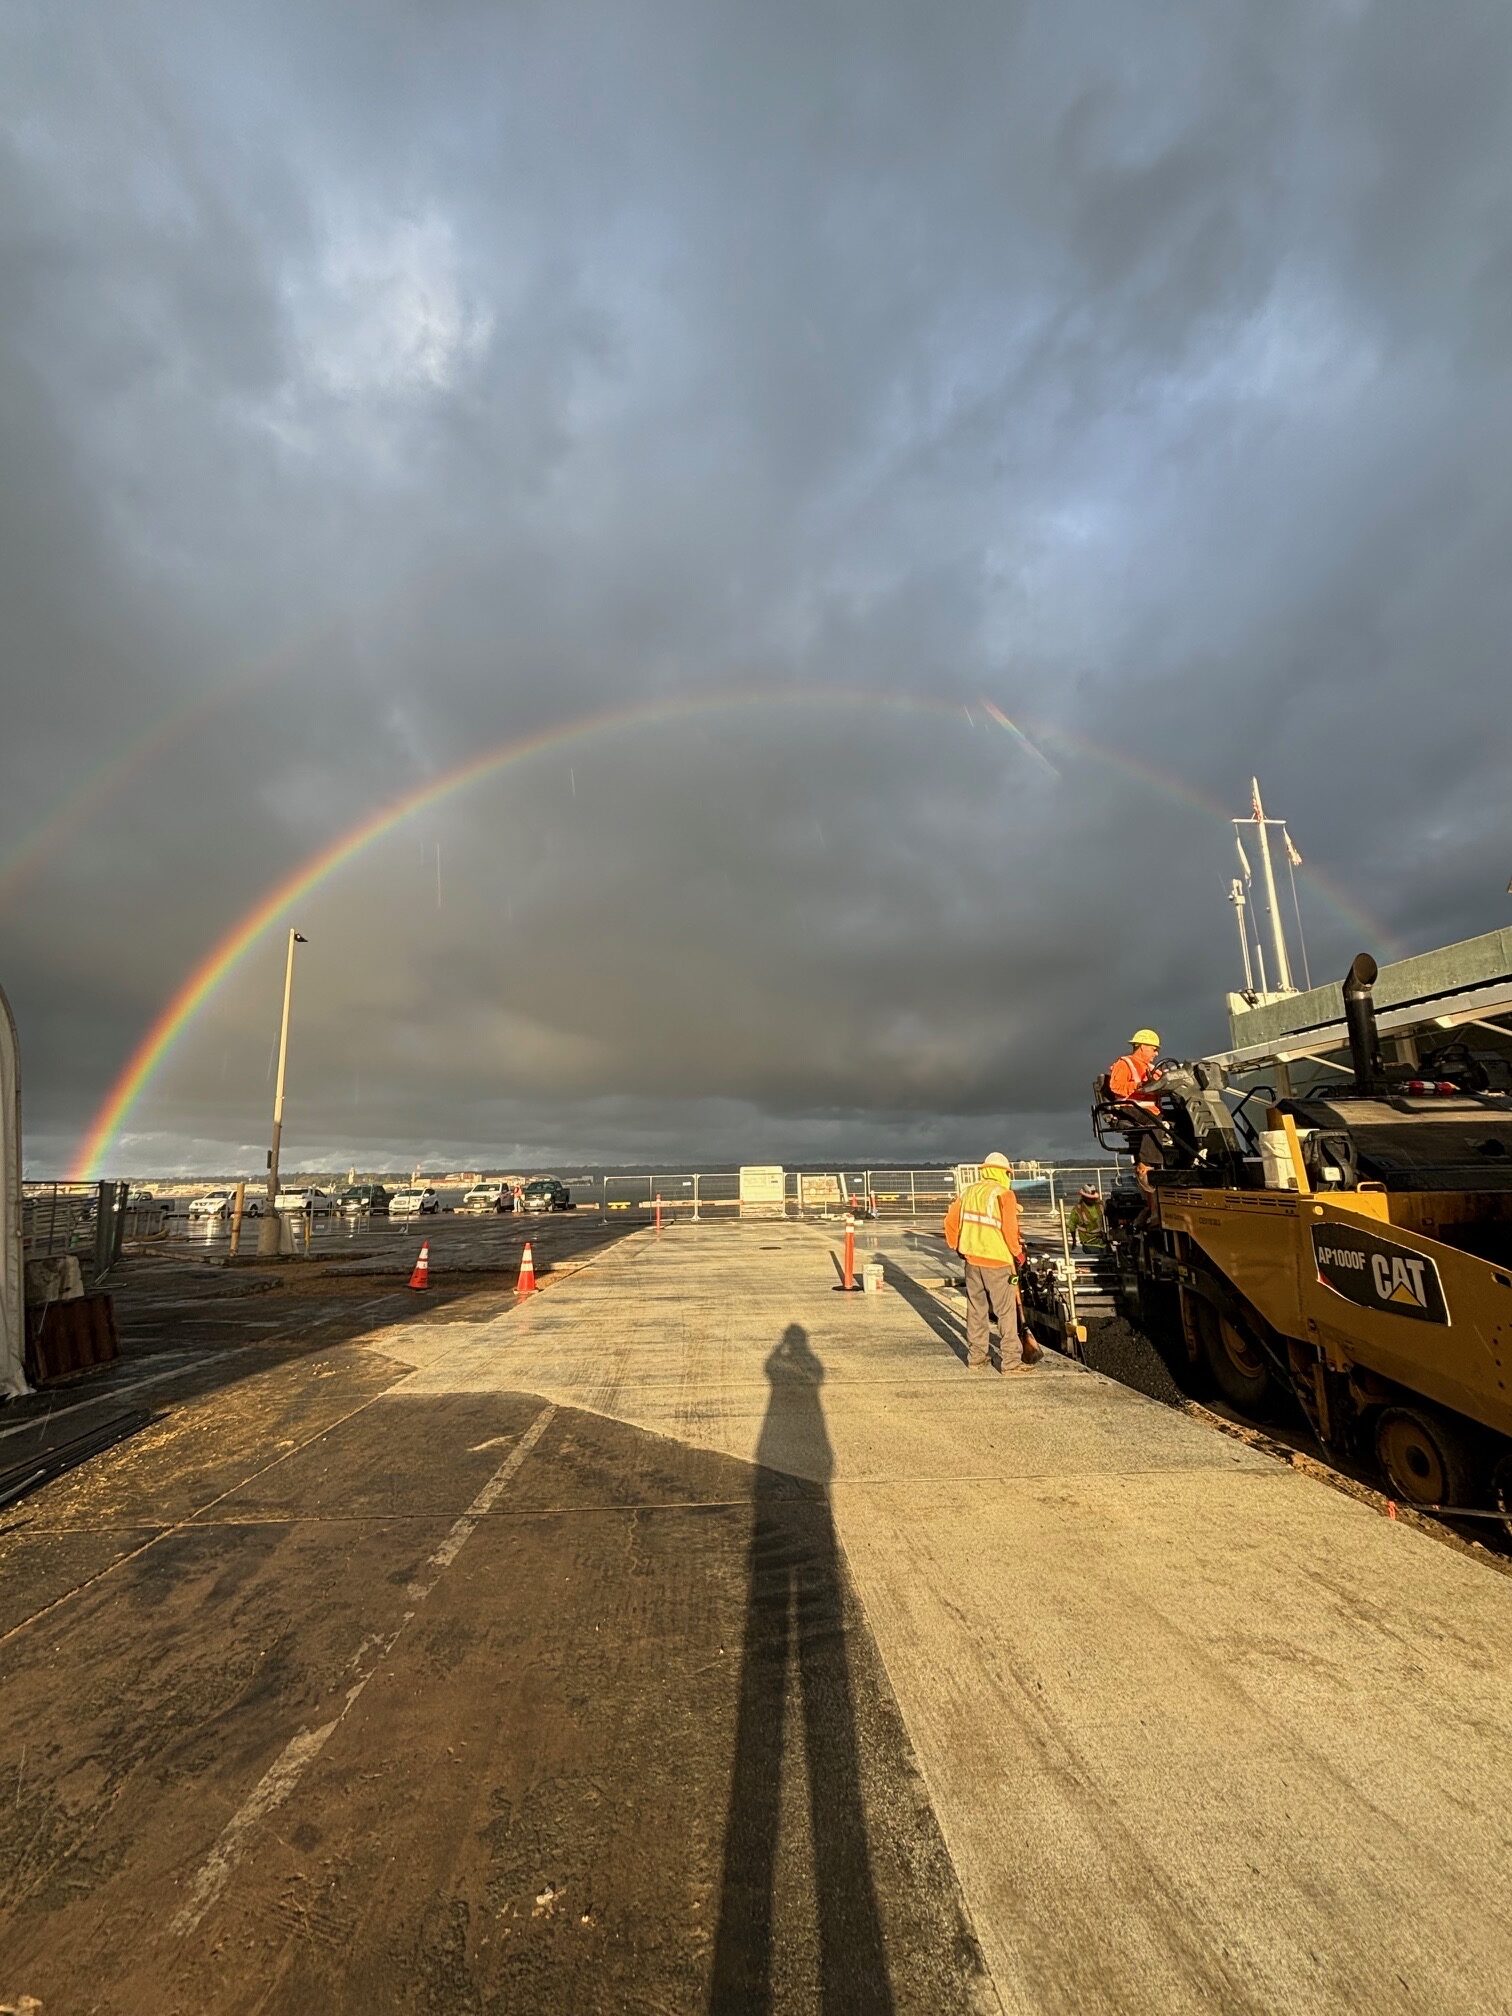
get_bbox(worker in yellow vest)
[943,1153,1042,1370]
[1067,1184,1106,1250]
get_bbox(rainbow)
[69,684,1393,1175]
[0,561,460,910]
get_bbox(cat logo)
[1311,1223,1449,1325]
[1375,1253,1429,1307]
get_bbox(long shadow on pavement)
[882,1263,970,1365]
[710,1323,894,2015]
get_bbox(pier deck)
[2,1219,1509,2014]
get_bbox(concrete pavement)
[387,1219,1512,2016]
[2,1217,1510,2012]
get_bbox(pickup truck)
[188,1190,264,1221]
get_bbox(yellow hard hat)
[1130,1028,1161,1048]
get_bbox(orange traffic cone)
[516,1240,537,1296]
[408,1240,431,1291]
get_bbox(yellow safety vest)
[957,1178,1015,1268]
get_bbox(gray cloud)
[3,0,1511,1176]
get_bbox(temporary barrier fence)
[30,1163,1132,1251]
[596,1164,1124,1221]
[1014,1163,1129,1212]
[602,1172,740,1217]
[21,1181,138,1285]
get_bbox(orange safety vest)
[953,1178,1018,1269]
[1109,1054,1160,1115]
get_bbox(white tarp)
[0,984,27,1398]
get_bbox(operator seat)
[1091,1070,1175,1160]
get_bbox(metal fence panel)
[603,1174,655,1214]
[23,1184,97,1263]
[21,1181,134,1286]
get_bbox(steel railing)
[21,1180,146,1284]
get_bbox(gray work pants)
[964,1263,1019,1366]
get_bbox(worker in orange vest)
[1108,1028,1164,1189]
[943,1154,1042,1371]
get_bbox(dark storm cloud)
[3,0,1511,1175]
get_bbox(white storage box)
[1258,1128,1310,1191]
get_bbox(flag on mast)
[1235,831,1253,883]
[1283,828,1303,868]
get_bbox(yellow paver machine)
[1092,956,1512,1523]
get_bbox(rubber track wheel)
[1198,1303,1282,1420]
[1374,1405,1474,1512]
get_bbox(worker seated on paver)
[1066,1185,1106,1250]
[943,1154,1043,1372]
[1099,1028,1168,1194]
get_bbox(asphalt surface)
[149,1197,591,1261]
[0,1219,991,2015]
[0,1211,622,1463]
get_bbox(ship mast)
[1232,778,1304,1000]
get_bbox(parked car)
[520,1177,571,1214]
[392,1186,441,1216]
[339,1184,391,1216]
[462,1183,513,1213]
[275,1186,334,1217]
[188,1189,263,1220]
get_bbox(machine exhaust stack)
[1342,953,1384,1093]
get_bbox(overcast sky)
[3,0,1511,1176]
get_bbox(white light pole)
[258,929,307,1256]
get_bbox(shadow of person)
[881,1264,971,1365]
[709,1325,894,2014]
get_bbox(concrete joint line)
[169,1402,556,1938]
